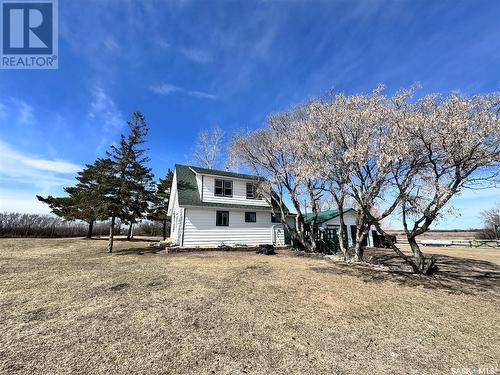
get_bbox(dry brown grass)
[0,237,499,374]
[398,244,500,265]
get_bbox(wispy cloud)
[103,36,120,52]
[151,83,180,95]
[180,47,213,64]
[0,140,82,214]
[0,139,80,206]
[150,83,217,100]
[0,101,6,121]
[188,90,218,100]
[10,98,35,125]
[88,87,126,151]
[0,188,52,214]
[157,40,170,48]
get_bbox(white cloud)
[157,40,170,48]
[0,140,81,214]
[103,36,120,52]
[180,47,213,64]
[88,87,125,151]
[151,83,182,95]
[150,83,217,100]
[0,189,51,214]
[10,98,34,125]
[22,159,81,174]
[188,90,218,100]
[89,87,124,132]
[0,140,80,184]
[0,101,6,121]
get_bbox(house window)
[271,214,281,223]
[215,179,232,197]
[215,179,223,196]
[247,183,257,199]
[246,183,255,199]
[216,211,229,226]
[224,180,233,196]
[246,183,262,199]
[245,212,256,223]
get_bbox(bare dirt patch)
[0,237,498,374]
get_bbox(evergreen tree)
[148,169,174,240]
[37,159,112,238]
[105,112,154,251]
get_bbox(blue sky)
[0,0,499,229]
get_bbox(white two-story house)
[167,164,288,247]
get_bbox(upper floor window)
[246,183,262,199]
[215,179,233,197]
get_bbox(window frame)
[223,180,233,197]
[245,212,257,223]
[246,183,255,199]
[215,179,233,197]
[246,182,263,200]
[214,179,224,196]
[216,210,229,226]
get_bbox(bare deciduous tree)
[479,203,500,239]
[194,126,224,169]
[389,93,500,273]
[231,106,323,252]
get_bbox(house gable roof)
[304,208,357,225]
[189,165,265,181]
[174,164,288,212]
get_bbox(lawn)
[0,238,499,374]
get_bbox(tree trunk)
[337,210,348,260]
[354,225,368,262]
[86,220,94,239]
[294,214,309,251]
[106,215,115,253]
[127,222,133,240]
[162,219,167,240]
[408,236,438,275]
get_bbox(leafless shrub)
[0,212,121,238]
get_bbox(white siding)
[167,170,178,216]
[182,208,284,247]
[321,211,373,247]
[195,173,203,200]
[170,196,184,245]
[201,175,270,207]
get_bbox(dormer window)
[246,183,262,199]
[246,183,255,199]
[215,179,232,197]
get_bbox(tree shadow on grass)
[88,237,159,243]
[112,246,160,256]
[331,248,500,295]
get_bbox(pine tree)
[105,112,154,252]
[148,169,174,240]
[37,159,113,238]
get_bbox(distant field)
[395,244,500,265]
[388,230,482,240]
[0,237,499,374]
